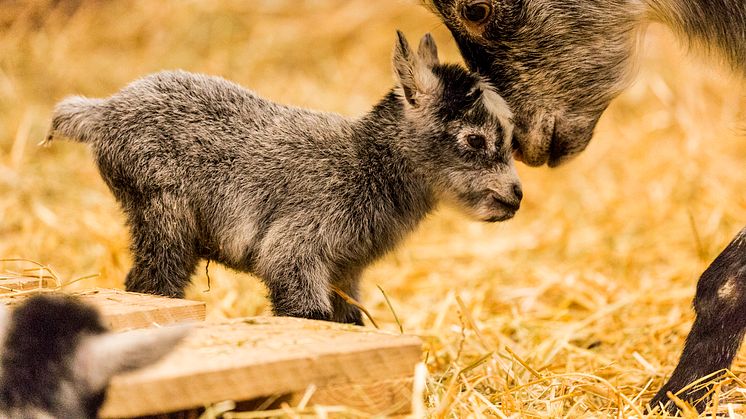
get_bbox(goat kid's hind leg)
[123,197,199,298]
[649,227,746,414]
[261,256,334,321]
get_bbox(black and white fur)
[0,295,189,419]
[46,32,522,325]
[430,0,746,413]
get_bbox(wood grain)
[0,277,50,293]
[100,317,422,417]
[0,288,205,330]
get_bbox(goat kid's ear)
[393,30,439,107]
[417,33,439,67]
[74,323,192,391]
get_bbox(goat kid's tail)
[43,96,105,145]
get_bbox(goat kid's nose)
[512,183,523,201]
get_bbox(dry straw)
[1,0,745,417]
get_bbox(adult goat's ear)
[74,323,192,391]
[392,30,438,107]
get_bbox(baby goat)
[47,32,521,324]
[0,295,189,418]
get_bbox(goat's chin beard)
[441,194,516,223]
[467,193,520,223]
[473,205,516,223]
[482,213,516,223]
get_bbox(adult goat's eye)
[461,1,492,24]
[466,134,487,150]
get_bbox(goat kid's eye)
[466,134,487,150]
[461,1,492,24]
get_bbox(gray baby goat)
[47,32,522,324]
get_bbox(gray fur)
[47,32,521,324]
[429,0,745,166]
[647,0,746,73]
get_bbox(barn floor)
[1,1,745,417]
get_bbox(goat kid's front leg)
[649,227,746,414]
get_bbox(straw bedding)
[1,1,745,416]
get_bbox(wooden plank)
[0,288,206,330]
[297,377,415,415]
[0,277,50,293]
[100,317,422,417]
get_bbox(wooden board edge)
[100,338,422,417]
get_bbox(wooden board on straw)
[0,277,50,293]
[100,317,422,417]
[0,288,206,330]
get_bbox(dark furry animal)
[429,0,745,413]
[0,295,189,418]
[46,32,522,325]
[650,228,746,411]
[429,0,745,167]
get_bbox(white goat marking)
[718,276,739,302]
[477,79,514,142]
